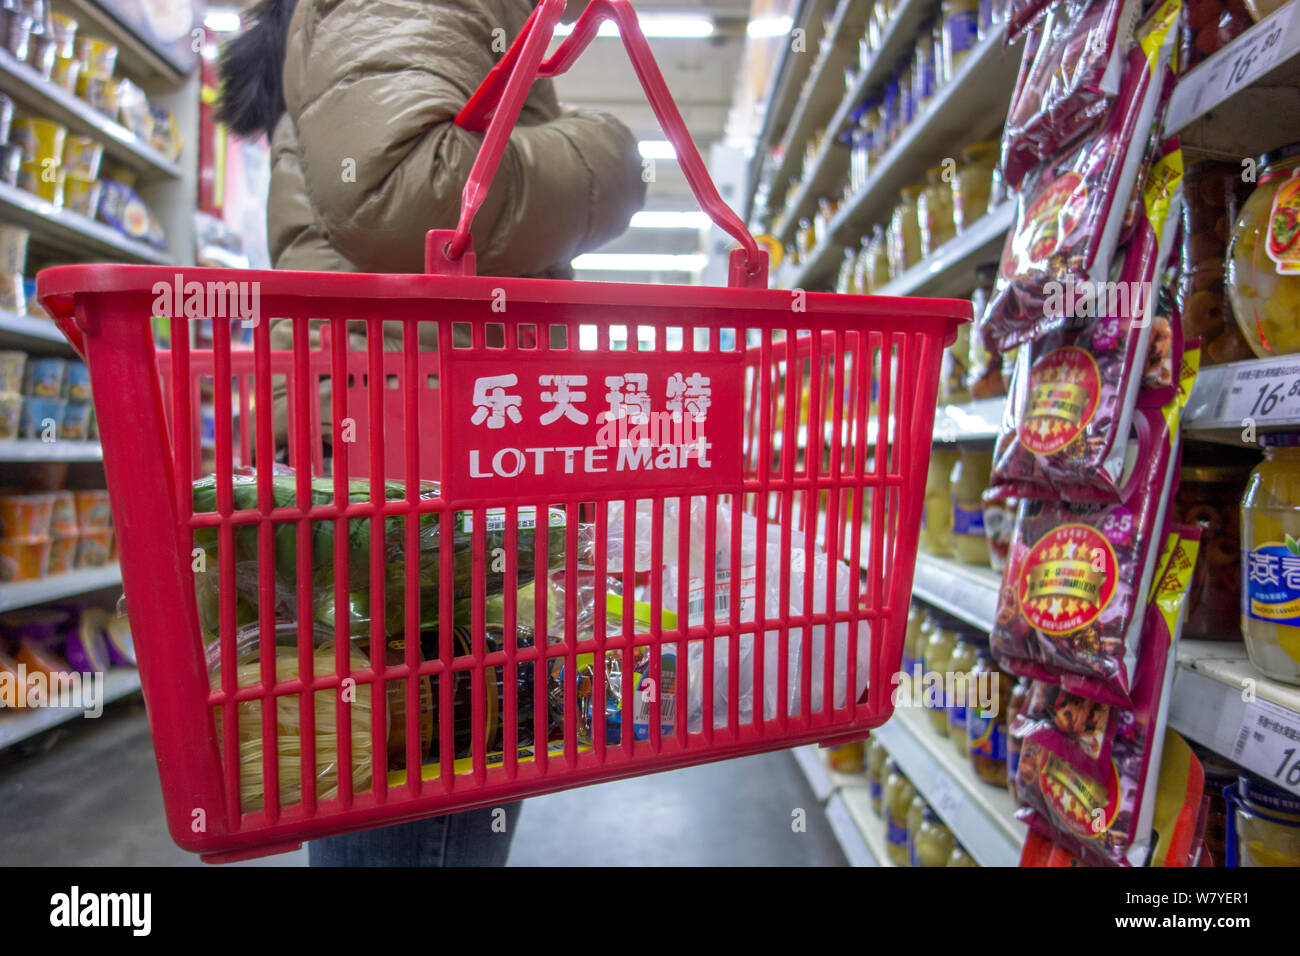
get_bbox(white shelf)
[912,552,1000,633]
[835,785,894,866]
[55,0,192,87]
[0,666,139,750]
[826,790,888,866]
[0,564,121,612]
[0,180,173,265]
[0,49,182,182]
[0,309,74,353]
[790,744,889,866]
[0,439,102,461]
[872,705,1026,866]
[874,202,1013,298]
[932,397,1004,445]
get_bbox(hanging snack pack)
[1005,0,1058,44]
[1015,528,1198,865]
[982,0,1181,351]
[1000,0,1140,191]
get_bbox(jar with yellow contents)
[882,761,916,865]
[948,842,978,866]
[950,446,993,564]
[905,793,927,866]
[918,164,956,258]
[923,621,958,735]
[1227,142,1300,356]
[922,445,959,556]
[1240,434,1300,684]
[952,140,1000,232]
[887,185,925,277]
[912,806,955,866]
[946,631,982,754]
[867,736,889,815]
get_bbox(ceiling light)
[638,140,676,160]
[204,9,241,32]
[747,16,793,37]
[571,254,708,272]
[553,16,714,38]
[630,211,711,229]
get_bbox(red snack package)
[1015,528,1199,866]
[1012,679,1118,781]
[990,399,1181,707]
[1005,0,1058,44]
[1001,0,1141,191]
[981,0,1181,352]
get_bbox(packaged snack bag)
[981,0,1182,352]
[1015,528,1199,866]
[1005,0,1058,44]
[1001,0,1141,191]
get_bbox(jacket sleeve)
[282,0,645,276]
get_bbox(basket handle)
[430,0,768,289]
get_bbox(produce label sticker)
[446,351,744,498]
[1231,697,1300,796]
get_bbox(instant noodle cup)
[19,396,65,439]
[23,357,66,398]
[75,73,120,117]
[63,361,91,402]
[49,12,77,58]
[59,400,91,440]
[76,36,117,79]
[47,533,76,575]
[0,351,26,395]
[75,528,112,568]
[0,394,21,438]
[61,135,103,180]
[73,489,111,531]
[63,174,100,219]
[10,117,67,166]
[0,536,51,580]
[51,54,81,93]
[0,493,54,538]
[49,491,76,536]
[18,160,65,206]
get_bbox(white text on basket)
[151,274,261,328]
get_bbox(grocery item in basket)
[0,492,54,538]
[75,529,112,568]
[1001,0,1138,191]
[981,0,1180,351]
[72,489,110,530]
[0,394,21,439]
[0,536,50,580]
[19,396,65,439]
[0,350,26,395]
[991,400,1181,703]
[64,610,109,673]
[23,356,66,398]
[47,533,76,574]
[1016,529,1196,865]
[59,400,92,440]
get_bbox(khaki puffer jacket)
[265,0,646,439]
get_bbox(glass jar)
[867,736,888,815]
[941,0,979,80]
[881,79,900,152]
[1240,436,1300,684]
[1227,143,1300,357]
[919,165,957,258]
[1227,774,1300,866]
[898,63,915,130]
[938,323,971,405]
[905,793,927,866]
[950,447,993,564]
[931,17,948,90]
[921,446,959,556]
[923,623,958,735]
[866,103,886,165]
[863,225,890,290]
[948,843,978,866]
[968,649,1013,787]
[888,185,924,276]
[836,246,858,295]
[982,491,1016,572]
[912,21,937,112]
[1180,160,1254,365]
[1174,462,1251,641]
[882,762,916,866]
[946,632,982,753]
[952,140,999,232]
[913,807,955,866]
[828,740,866,773]
[901,603,928,684]
[1006,677,1029,803]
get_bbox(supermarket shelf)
[932,397,1004,445]
[790,744,888,866]
[872,704,1026,866]
[0,439,103,461]
[1165,0,1300,136]
[0,309,74,353]
[791,26,1020,289]
[912,552,1000,633]
[0,564,121,612]
[836,785,893,866]
[0,180,173,265]
[0,49,183,182]
[875,202,1014,298]
[0,666,140,751]
[57,0,192,86]
[826,790,886,866]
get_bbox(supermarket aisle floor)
[0,697,846,867]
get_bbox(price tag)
[1192,2,1297,113]
[1231,697,1300,796]
[1213,360,1300,425]
[928,771,966,819]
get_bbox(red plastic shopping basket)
[37,0,967,862]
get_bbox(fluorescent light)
[638,140,676,160]
[204,9,241,32]
[747,16,793,37]
[554,16,714,38]
[630,211,711,229]
[571,254,708,272]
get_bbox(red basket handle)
[430,0,768,289]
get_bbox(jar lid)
[1259,141,1300,171]
[1180,464,1252,482]
[1238,774,1300,817]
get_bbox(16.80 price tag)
[1232,697,1300,796]
[1194,1,1296,110]
[1216,361,1300,424]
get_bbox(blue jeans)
[308,803,522,866]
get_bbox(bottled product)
[855,225,890,293]
[913,806,955,866]
[1228,774,1300,866]
[899,64,915,129]
[950,447,993,564]
[887,185,925,276]
[828,740,866,773]
[921,446,960,556]
[906,793,927,866]
[1006,677,1029,803]
[1240,436,1300,684]
[941,0,979,79]
[931,18,948,90]
[968,648,1013,787]
[837,247,858,294]
[1174,463,1251,641]
[1180,160,1253,364]
[938,322,972,404]
[919,165,957,258]
[947,843,977,866]
[952,140,999,232]
[913,21,937,111]
[946,632,982,753]
[867,736,888,815]
[1227,143,1300,357]
[882,761,916,865]
[924,623,959,735]
[901,602,928,680]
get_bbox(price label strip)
[1190,1,1298,116]
[1231,697,1300,796]
[928,771,966,819]
[1213,360,1300,426]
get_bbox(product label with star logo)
[1018,523,1118,635]
[1019,346,1102,455]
